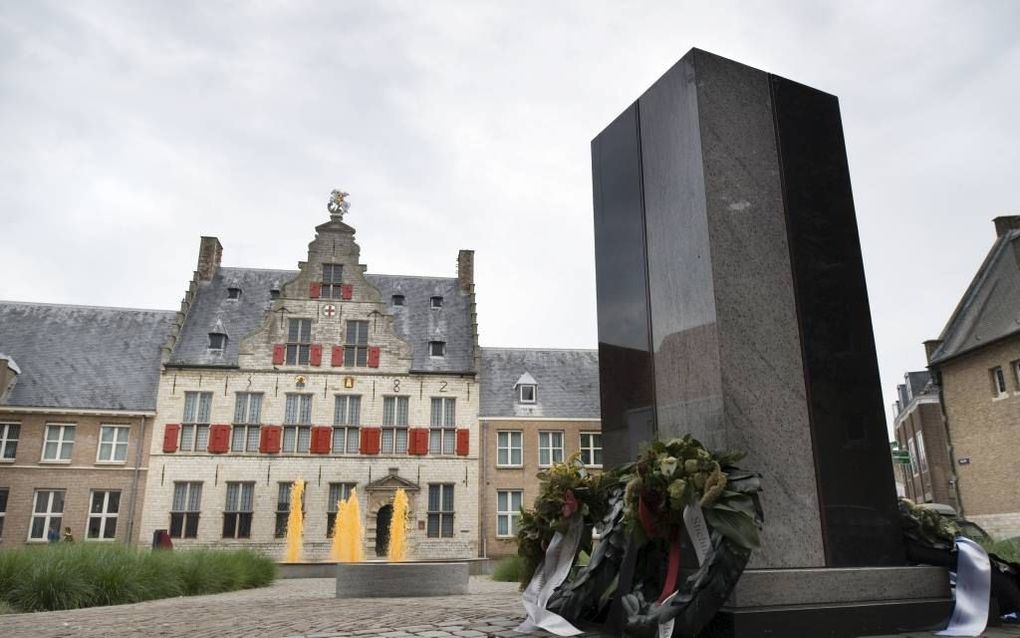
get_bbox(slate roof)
[166,267,295,368]
[366,274,474,374]
[166,268,476,374]
[0,301,175,411]
[479,348,601,419]
[929,228,1020,365]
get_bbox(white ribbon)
[682,504,711,566]
[937,536,991,637]
[517,515,585,636]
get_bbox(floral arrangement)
[623,436,760,550]
[516,453,620,587]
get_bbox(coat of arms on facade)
[328,189,351,221]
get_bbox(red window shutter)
[331,346,344,367]
[360,427,381,455]
[309,282,322,299]
[272,344,285,365]
[456,428,470,456]
[162,424,180,453]
[310,426,331,454]
[310,344,323,366]
[208,424,231,454]
[367,346,380,368]
[260,425,282,454]
[341,284,353,300]
[408,428,429,456]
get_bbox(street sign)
[892,451,911,464]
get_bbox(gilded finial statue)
[328,190,351,221]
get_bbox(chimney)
[993,215,1020,237]
[197,236,223,282]
[923,339,943,365]
[457,249,474,293]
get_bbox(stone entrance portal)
[375,505,392,557]
[365,467,420,559]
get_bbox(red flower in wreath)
[562,489,579,519]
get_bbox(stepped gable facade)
[478,347,601,556]
[925,215,1020,538]
[0,302,174,545]
[140,197,481,559]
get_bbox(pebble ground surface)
[2,577,1020,638]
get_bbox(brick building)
[478,348,600,557]
[0,302,173,545]
[891,370,955,507]
[138,197,482,559]
[925,215,1020,539]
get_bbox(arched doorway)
[375,504,393,557]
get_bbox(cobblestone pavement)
[0,577,606,638]
[2,577,1019,638]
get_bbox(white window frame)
[170,481,202,539]
[916,431,928,473]
[496,489,523,538]
[579,432,603,467]
[992,366,1008,397]
[180,391,212,452]
[28,489,64,542]
[86,490,121,540]
[427,483,455,538]
[0,423,19,462]
[429,397,456,455]
[907,436,919,476]
[283,393,312,453]
[538,431,564,467]
[41,423,75,463]
[231,392,263,453]
[519,384,537,403]
[96,425,130,464]
[382,395,409,454]
[496,431,523,467]
[223,481,254,539]
[332,395,361,454]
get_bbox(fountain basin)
[335,561,469,597]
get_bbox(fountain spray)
[284,479,305,563]
[388,488,409,562]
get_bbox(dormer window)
[227,287,241,300]
[515,372,538,404]
[208,333,227,352]
[270,289,281,300]
[428,341,446,357]
[392,294,405,306]
[322,263,344,299]
[430,296,443,309]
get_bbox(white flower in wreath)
[659,455,679,477]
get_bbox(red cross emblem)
[323,304,337,318]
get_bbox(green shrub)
[0,599,19,615]
[491,555,524,582]
[0,544,276,613]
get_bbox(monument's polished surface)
[592,48,950,636]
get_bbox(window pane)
[88,516,103,539]
[511,448,522,465]
[173,484,187,511]
[497,517,508,537]
[195,426,209,451]
[397,397,408,425]
[441,514,454,538]
[428,485,440,511]
[497,491,507,511]
[187,484,202,511]
[247,426,260,451]
[231,427,245,452]
[443,429,455,454]
[283,428,296,452]
[497,448,508,465]
[298,427,311,452]
[348,429,360,453]
[184,393,197,422]
[108,491,120,513]
[198,394,212,423]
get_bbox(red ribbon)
[658,529,683,604]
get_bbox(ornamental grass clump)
[0,544,277,613]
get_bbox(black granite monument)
[592,49,950,636]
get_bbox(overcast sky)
[2,1,1018,431]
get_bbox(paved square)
[2,577,1019,638]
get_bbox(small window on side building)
[519,384,536,403]
[270,289,281,300]
[392,294,405,306]
[430,296,443,309]
[227,287,242,300]
[428,341,446,357]
[992,366,1007,397]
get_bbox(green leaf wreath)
[518,436,764,637]
[516,453,621,587]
